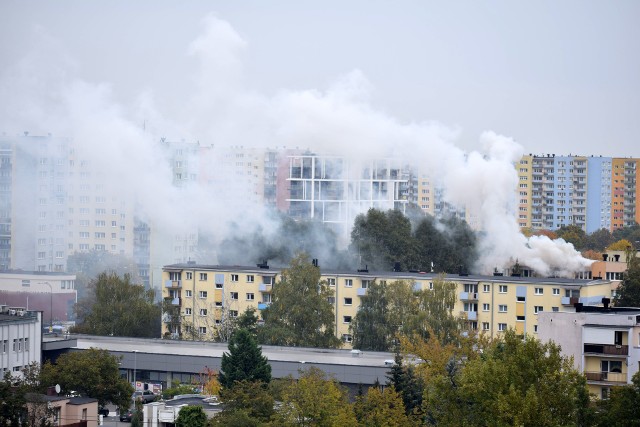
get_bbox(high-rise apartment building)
[517,154,639,233]
[0,133,136,273]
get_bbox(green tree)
[350,280,391,351]
[0,365,51,427]
[614,252,640,307]
[583,228,615,251]
[556,224,587,250]
[450,330,589,426]
[260,253,341,348]
[596,371,640,426]
[67,251,140,301]
[73,272,161,337]
[175,405,207,427]
[409,276,462,344]
[40,348,133,411]
[612,223,640,247]
[213,380,275,426]
[236,307,260,337]
[386,352,423,418]
[274,367,357,426]
[219,329,271,389]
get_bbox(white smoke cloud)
[0,14,593,277]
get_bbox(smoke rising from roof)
[0,14,592,277]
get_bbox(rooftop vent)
[257,260,269,269]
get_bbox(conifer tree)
[219,329,271,389]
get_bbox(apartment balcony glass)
[459,292,479,301]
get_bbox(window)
[199,327,207,334]
[483,284,490,293]
[12,339,17,351]
[230,292,238,300]
[327,278,336,286]
[517,296,525,302]
[231,274,239,282]
[169,272,181,281]
[343,315,352,323]
[499,285,507,293]
[327,296,335,304]
[345,279,353,288]
[482,322,490,331]
[534,306,543,314]
[534,288,543,295]
[482,303,490,312]
[246,293,254,301]
[344,297,353,305]
[534,325,538,333]
[552,307,559,312]
[498,323,507,331]
[246,275,254,283]
[199,273,208,281]
[498,305,508,313]
[361,280,371,289]
[229,310,238,317]
[2,340,7,353]
[199,309,207,316]
[79,232,89,238]
[184,308,192,315]
[516,315,525,321]
[186,272,193,280]
[553,288,560,295]
[342,334,353,343]
[215,283,223,289]
[215,301,222,307]
[199,291,207,298]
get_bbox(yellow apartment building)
[162,263,614,347]
[538,306,640,399]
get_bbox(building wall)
[0,311,42,377]
[162,265,614,346]
[538,310,640,399]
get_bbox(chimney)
[602,298,610,309]
[602,254,608,261]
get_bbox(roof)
[68,396,98,405]
[163,263,601,286]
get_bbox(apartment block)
[518,154,640,233]
[538,306,640,399]
[161,263,613,346]
[0,309,42,377]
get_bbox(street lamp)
[38,282,53,332]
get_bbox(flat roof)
[163,263,600,286]
[57,335,392,368]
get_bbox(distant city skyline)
[1,1,639,157]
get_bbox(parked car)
[119,408,133,422]
[98,406,109,417]
[132,390,156,403]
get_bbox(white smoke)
[0,14,593,277]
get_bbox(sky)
[1,0,638,158]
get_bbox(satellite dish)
[55,384,61,394]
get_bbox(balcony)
[257,302,269,310]
[171,297,180,306]
[584,343,628,356]
[584,371,627,384]
[460,292,478,301]
[259,283,272,292]
[561,296,579,306]
[461,311,478,321]
[165,280,182,288]
[357,288,368,296]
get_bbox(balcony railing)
[165,280,181,288]
[561,296,579,306]
[584,343,628,356]
[171,297,180,306]
[460,311,478,321]
[459,292,479,301]
[584,371,627,383]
